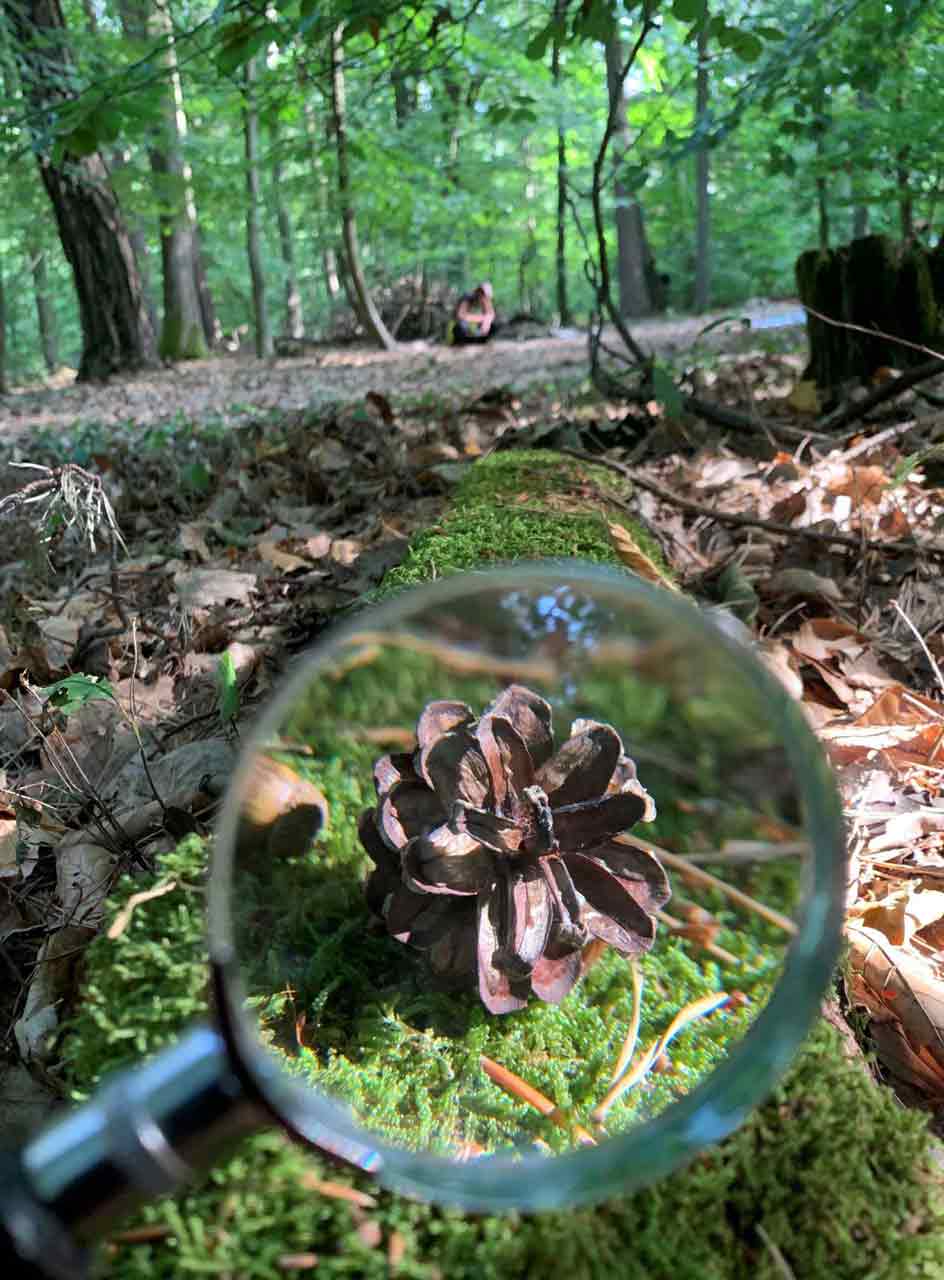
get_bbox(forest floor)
[1,301,805,440]
[2,300,944,1270]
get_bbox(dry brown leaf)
[303,532,333,559]
[179,523,211,562]
[853,886,944,947]
[257,541,310,574]
[829,464,888,506]
[769,491,806,525]
[331,538,362,567]
[846,923,944,1096]
[606,521,678,592]
[758,639,804,700]
[766,568,844,606]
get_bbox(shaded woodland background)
[0,0,942,387]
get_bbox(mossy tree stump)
[796,233,942,398]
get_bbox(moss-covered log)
[63,451,944,1278]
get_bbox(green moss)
[383,449,665,592]
[237,637,795,1155]
[66,837,944,1278]
[61,448,944,1275]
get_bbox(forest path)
[1,302,805,443]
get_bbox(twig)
[756,1224,797,1280]
[346,632,557,683]
[802,302,944,366]
[819,355,944,435]
[891,598,944,694]
[655,909,739,966]
[618,835,798,936]
[479,1055,596,1146]
[608,958,643,1085]
[591,991,732,1125]
[833,417,934,464]
[561,448,944,563]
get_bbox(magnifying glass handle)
[1,1025,267,1271]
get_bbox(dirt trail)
[0,304,805,444]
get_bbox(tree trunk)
[4,0,157,380]
[603,33,655,318]
[301,93,341,303]
[329,26,396,350]
[271,127,304,339]
[119,0,206,360]
[193,228,220,345]
[0,253,7,393]
[243,57,273,358]
[30,243,59,372]
[551,0,570,325]
[693,20,711,313]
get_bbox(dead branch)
[819,356,944,435]
[561,447,944,563]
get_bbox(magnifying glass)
[1,563,845,1273]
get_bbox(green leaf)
[525,24,553,60]
[650,364,684,418]
[63,126,100,157]
[731,32,764,63]
[43,675,117,717]
[182,461,212,494]
[671,0,705,24]
[216,653,239,726]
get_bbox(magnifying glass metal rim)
[210,560,846,1212]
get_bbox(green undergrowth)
[63,448,944,1276]
[240,623,796,1155]
[381,447,665,589]
[66,837,944,1278]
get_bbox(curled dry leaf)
[607,521,678,593]
[846,923,944,1098]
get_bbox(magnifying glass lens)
[212,566,841,1205]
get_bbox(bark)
[30,243,59,372]
[329,26,396,350]
[244,57,273,357]
[392,69,416,126]
[119,0,206,360]
[271,126,304,339]
[302,94,341,302]
[4,0,157,380]
[693,20,711,313]
[551,0,570,325]
[0,254,7,393]
[603,33,655,318]
[193,228,220,345]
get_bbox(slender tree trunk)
[551,1,570,325]
[897,148,914,240]
[693,20,711,313]
[329,26,396,350]
[0,254,7,393]
[812,75,830,251]
[271,127,304,339]
[604,33,654,318]
[119,0,206,360]
[193,228,220,345]
[244,57,272,357]
[4,0,157,380]
[302,94,341,302]
[30,243,59,372]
